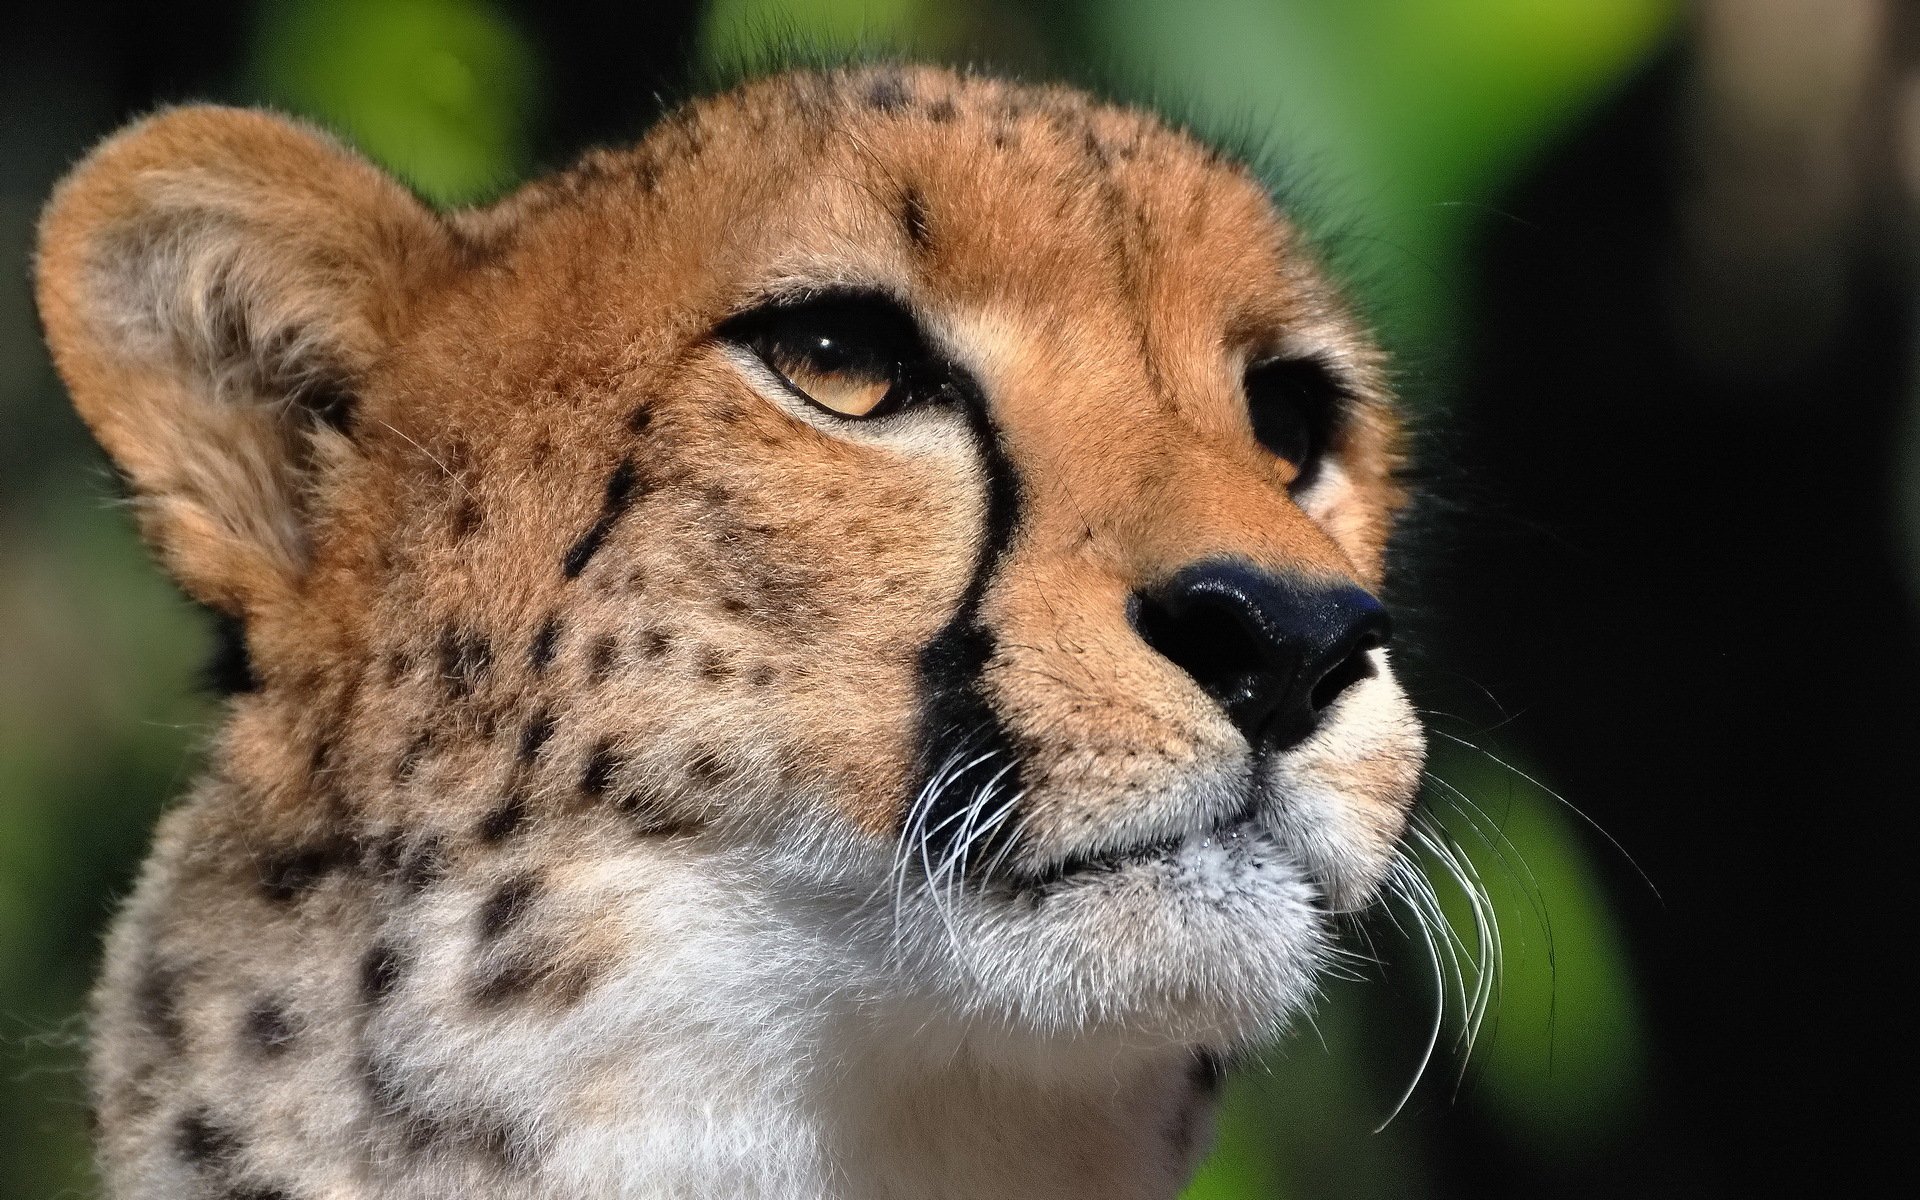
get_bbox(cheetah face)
[38,67,1419,1050]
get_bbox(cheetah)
[34,64,1423,1200]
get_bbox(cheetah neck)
[377,846,1215,1199]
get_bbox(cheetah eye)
[721,293,943,420]
[1244,355,1344,492]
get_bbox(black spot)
[562,458,644,579]
[364,829,405,877]
[243,999,297,1056]
[176,1108,239,1169]
[361,943,404,1003]
[614,786,681,834]
[259,843,346,902]
[472,1117,529,1170]
[359,1051,411,1114]
[438,626,492,698]
[308,734,337,780]
[478,874,541,941]
[580,739,620,798]
[135,960,184,1046]
[900,186,932,251]
[201,608,257,695]
[639,629,672,658]
[587,634,618,684]
[865,72,910,113]
[696,647,734,681]
[518,708,557,764]
[393,729,435,783]
[626,403,654,434]
[397,837,447,892]
[1080,125,1109,170]
[928,96,957,122]
[383,647,416,684]
[470,958,541,1007]
[479,793,528,843]
[687,748,728,786]
[227,1186,296,1200]
[450,497,483,541]
[530,615,562,674]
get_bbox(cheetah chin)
[38,62,1423,1200]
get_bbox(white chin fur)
[767,823,1331,1051]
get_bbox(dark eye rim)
[1242,353,1351,493]
[715,288,950,422]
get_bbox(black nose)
[1129,561,1391,752]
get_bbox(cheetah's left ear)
[34,106,459,618]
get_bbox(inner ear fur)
[34,105,459,617]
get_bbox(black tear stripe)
[904,384,1026,879]
[562,458,643,579]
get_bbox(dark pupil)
[1244,356,1340,489]
[1251,399,1312,467]
[805,333,852,371]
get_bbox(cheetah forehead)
[456,65,1360,357]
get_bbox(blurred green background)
[4,1,1914,1196]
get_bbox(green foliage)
[1182,1076,1286,1200]
[0,486,217,1200]
[1085,0,1677,366]
[703,0,942,62]
[1422,742,1646,1144]
[249,0,538,204]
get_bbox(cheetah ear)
[34,105,457,617]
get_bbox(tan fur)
[39,65,1421,1200]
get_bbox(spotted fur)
[37,64,1423,1200]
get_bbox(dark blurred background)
[3,2,1913,1196]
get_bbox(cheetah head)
[38,66,1421,1051]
